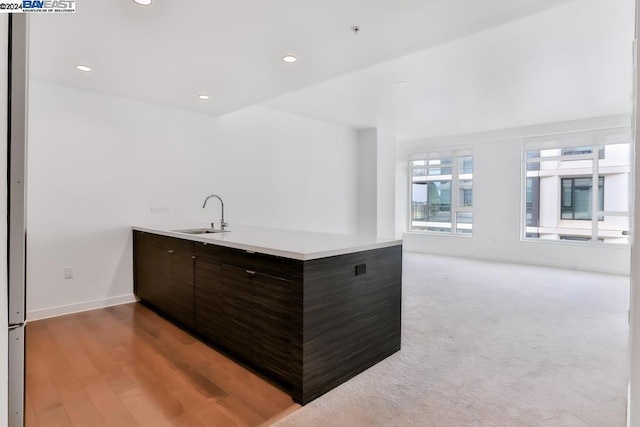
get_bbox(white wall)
[376,126,397,238]
[357,129,377,237]
[628,2,639,424]
[26,81,358,319]
[356,126,400,239]
[0,14,8,427]
[399,115,631,275]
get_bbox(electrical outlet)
[64,266,73,279]
[150,207,161,213]
[160,207,170,214]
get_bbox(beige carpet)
[274,252,629,426]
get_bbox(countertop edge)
[132,226,402,261]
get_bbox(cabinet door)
[219,265,254,359]
[195,258,224,344]
[135,235,172,311]
[252,273,292,385]
[134,232,195,328]
[168,251,195,329]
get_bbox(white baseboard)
[26,294,139,322]
[403,249,630,276]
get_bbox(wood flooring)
[25,303,300,426]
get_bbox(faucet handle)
[210,222,216,230]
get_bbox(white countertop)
[132,224,402,261]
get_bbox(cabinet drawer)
[222,247,301,280]
[194,242,222,263]
[136,231,194,253]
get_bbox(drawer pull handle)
[168,250,174,254]
[192,256,196,259]
[246,270,256,275]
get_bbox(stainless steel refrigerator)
[6,13,28,427]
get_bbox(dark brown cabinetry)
[251,272,292,385]
[217,247,298,385]
[194,259,223,342]
[135,233,295,387]
[296,248,401,403]
[217,264,255,358]
[218,263,293,386]
[134,232,195,328]
[133,230,402,405]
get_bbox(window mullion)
[570,179,575,220]
[591,145,599,242]
[451,156,459,233]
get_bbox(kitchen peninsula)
[132,225,402,404]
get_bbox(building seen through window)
[560,177,604,220]
[410,151,473,234]
[523,129,630,244]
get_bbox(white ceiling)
[29,0,581,121]
[263,0,635,141]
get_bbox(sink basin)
[172,228,228,235]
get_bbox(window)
[522,128,630,244]
[560,177,604,220]
[525,176,540,238]
[559,235,604,242]
[410,150,473,234]
[561,146,605,159]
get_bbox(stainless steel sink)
[172,228,228,235]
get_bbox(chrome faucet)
[202,194,228,231]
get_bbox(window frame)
[409,148,473,236]
[521,127,631,246]
[560,146,605,159]
[560,176,604,221]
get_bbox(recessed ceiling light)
[282,55,298,64]
[133,0,152,5]
[198,95,210,100]
[76,65,92,72]
[396,81,409,87]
